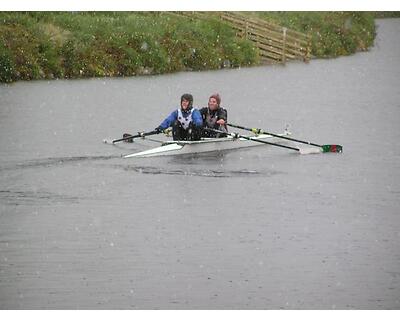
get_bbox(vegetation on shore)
[0,12,258,83]
[253,12,377,57]
[0,12,387,83]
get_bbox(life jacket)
[204,109,218,128]
[177,108,194,130]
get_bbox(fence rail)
[173,11,312,64]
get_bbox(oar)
[204,128,304,153]
[227,123,342,153]
[103,130,160,144]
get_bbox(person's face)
[181,99,190,110]
[208,98,218,111]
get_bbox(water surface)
[0,19,399,309]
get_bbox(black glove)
[122,133,134,143]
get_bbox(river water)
[0,19,399,309]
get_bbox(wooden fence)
[173,11,312,64]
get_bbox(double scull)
[123,131,292,158]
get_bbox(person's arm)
[198,107,207,120]
[192,109,203,127]
[216,108,227,125]
[157,110,177,131]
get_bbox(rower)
[200,93,228,138]
[155,93,203,141]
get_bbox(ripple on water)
[123,166,283,178]
[0,190,80,205]
[0,155,121,172]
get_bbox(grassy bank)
[0,12,381,83]
[0,12,258,83]
[253,12,377,57]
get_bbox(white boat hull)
[124,132,291,158]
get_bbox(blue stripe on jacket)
[158,108,203,130]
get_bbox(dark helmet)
[181,93,193,109]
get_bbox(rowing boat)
[105,123,341,156]
[124,131,291,158]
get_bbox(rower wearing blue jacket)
[155,93,203,141]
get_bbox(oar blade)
[103,135,133,144]
[321,145,343,153]
[299,147,323,155]
[103,138,114,144]
[298,145,343,155]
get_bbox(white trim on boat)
[124,132,291,158]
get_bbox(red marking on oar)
[331,145,336,152]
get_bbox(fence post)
[304,34,311,62]
[245,21,249,39]
[282,27,287,65]
[206,12,309,65]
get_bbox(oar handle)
[112,130,159,143]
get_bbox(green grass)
[253,12,376,57]
[373,12,400,18]
[0,12,258,82]
[0,11,382,82]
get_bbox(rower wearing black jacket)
[199,93,228,138]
